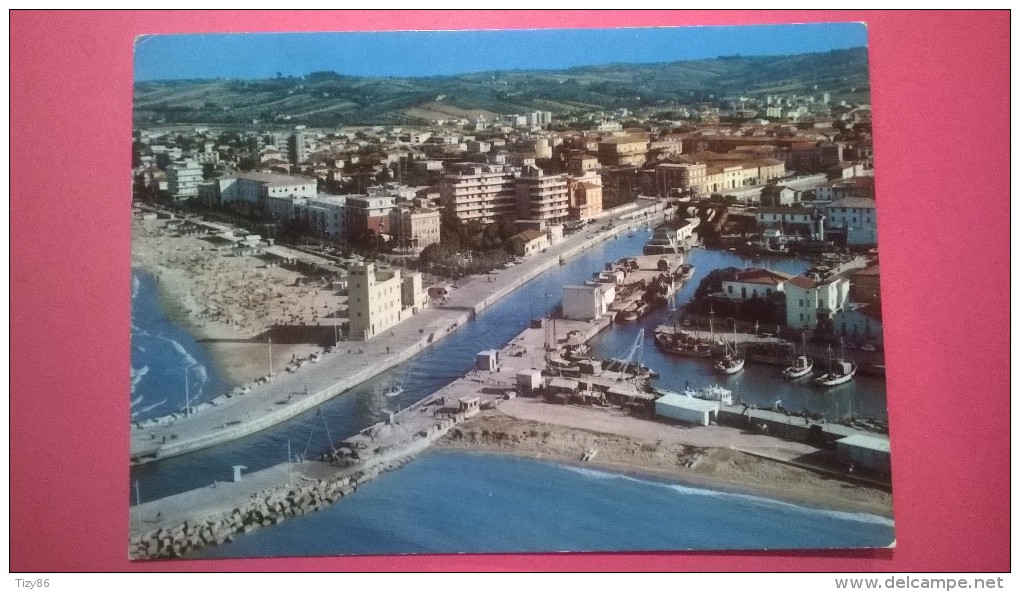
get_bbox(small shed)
[475,349,499,371]
[547,377,580,395]
[458,396,480,419]
[516,370,543,395]
[655,392,720,426]
[835,434,891,473]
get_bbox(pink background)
[10,11,1010,572]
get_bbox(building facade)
[784,274,851,330]
[390,205,442,251]
[597,136,648,167]
[562,284,616,321]
[515,165,570,223]
[440,162,518,224]
[568,173,604,220]
[294,195,348,240]
[824,197,878,246]
[347,263,425,341]
[166,159,203,201]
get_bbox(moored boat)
[783,333,814,379]
[715,322,745,374]
[683,384,734,405]
[813,343,857,386]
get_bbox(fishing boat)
[715,324,745,374]
[783,333,814,379]
[813,342,856,386]
[683,384,734,405]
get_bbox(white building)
[440,162,518,224]
[515,165,570,223]
[166,159,203,201]
[655,392,720,426]
[833,302,884,346]
[721,268,793,301]
[347,263,426,341]
[562,284,616,321]
[824,197,878,247]
[294,195,348,240]
[204,171,317,209]
[784,274,851,329]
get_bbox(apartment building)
[344,194,397,237]
[293,195,347,240]
[166,159,203,201]
[390,205,442,251]
[515,165,570,223]
[568,172,604,220]
[440,162,518,224]
[347,263,426,341]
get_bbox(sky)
[134,23,867,82]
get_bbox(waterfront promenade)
[130,201,667,463]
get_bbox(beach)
[435,403,893,518]
[132,217,338,386]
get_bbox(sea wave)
[159,334,199,368]
[132,273,140,300]
[131,398,168,418]
[130,365,150,394]
[557,463,894,526]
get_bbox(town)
[130,59,891,558]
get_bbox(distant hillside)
[133,48,870,127]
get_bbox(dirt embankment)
[436,409,893,518]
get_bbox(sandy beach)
[436,404,893,518]
[132,217,340,386]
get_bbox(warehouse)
[835,433,891,473]
[654,392,720,426]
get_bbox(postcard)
[129,23,892,559]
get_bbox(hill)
[133,48,870,127]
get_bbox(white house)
[784,274,851,329]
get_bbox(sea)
[195,450,894,557]
[131,229,893,554]
[131,268,227,423]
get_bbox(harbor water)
[131,229,891,554]
[590,247,889,421]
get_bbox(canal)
[131,230,887,503]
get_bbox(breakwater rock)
[130,456,414,560]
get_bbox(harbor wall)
[132,202,667,464]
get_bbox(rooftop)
[220,171,315,187]
[730,268,794,286]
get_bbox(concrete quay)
[131,201,667,464]
[130,316,612,559]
